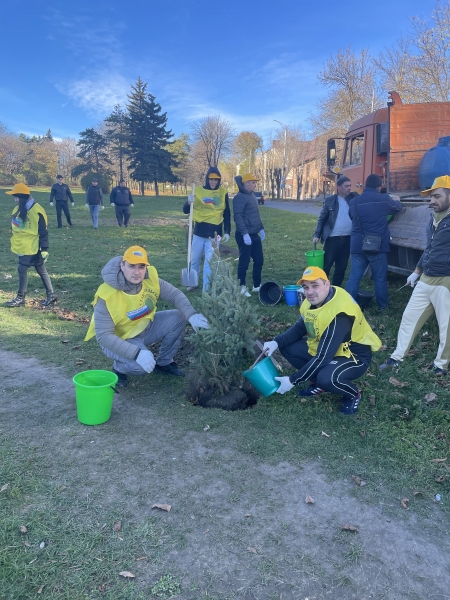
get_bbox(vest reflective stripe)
[299,286,382,357]
[84,266,160,341]
[10,203,47,255]
[193,186,227,225]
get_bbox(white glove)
[275,376,294,394]
[407,272,420,287]
[222,234,230,243]
[263,340,278,357]
[189,313,209,331]
[188,194,195,204]
[85,203,89,208]
[136,349,155,373]
[111,202,115,207]
[71,202,74,207]
[50,202,54,207]
[101,205,105,210]
[259,229,266,241]
[130,204,133,208]
[243,234,252,245]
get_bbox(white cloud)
[57,74,129,117]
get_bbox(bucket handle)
[110,385,120,394]
[248,350,267,372]
[314,241,317,251]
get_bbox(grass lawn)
[0,188,449,599]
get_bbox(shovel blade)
[181,267,198,288]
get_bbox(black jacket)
[314,192,357,243]
[182,166,231,238]
[417,211,450,276]
[110,186,134,206]
[86,185,104,206]
[50,183,74,203]
[233,176,264,235]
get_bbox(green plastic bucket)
[73,370,118,425]
[305,249,325,268]
[243,357,280,397]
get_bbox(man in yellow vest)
[183,166,230,291]
[85,245,209,387]
[263,266,381,414]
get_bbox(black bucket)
[259,281,283,306]
[357,291,374,311]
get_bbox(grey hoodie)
[233,176,264,235]
[93,256,196,360]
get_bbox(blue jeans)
[190,235,218,291]
[345,252,389,309]
[89,205,100,229]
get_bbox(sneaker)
[427,364,447,376]
[378,357,399,370]
[154,362,185,377]
[6,294,25,307]
[41,294,58,307]
[240,286,251,297]
[186,286,198,292]
[113,369,128,388]
[252,286,261,292]
[297,384,324,397]
[340,392,361,415]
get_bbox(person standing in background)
[49,174,74,228]
[110,179,134,227]
[85,178,104,230]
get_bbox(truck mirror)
[327,139,336,167]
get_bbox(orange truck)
[326,91,450,274]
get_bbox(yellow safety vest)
[10,203,48,255]
[84,266,160,341]
[300,286,381,358]
[193,186,227,225]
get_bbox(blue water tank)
[418,136,450,190]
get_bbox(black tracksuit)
[50,183,74,228]
[110,185,134,226]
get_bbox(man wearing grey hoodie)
[84,245,209,387]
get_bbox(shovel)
[181,183,199,288]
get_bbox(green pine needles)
[189,244,260,394]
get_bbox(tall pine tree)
[125,78,178,196]
[72,128,112,178]
[104,105,127,182]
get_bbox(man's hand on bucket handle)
[263,340,278,357]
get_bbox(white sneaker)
[240,286,251,297]
[252,286,261,292]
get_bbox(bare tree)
[0,123,27,178]
[54,138,81,182]
[190,115,235,167]
[233,131,263,174]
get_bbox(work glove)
[41,251,49,263]
[110,202,115,207]
[188,193,195,204]
[136,349,156,373]
[222,234,230,243]
[85,203,89,208]
[243,234,252,245]
[259,229,266,241]
[275,376,294,395]
[189,313,209,331]
[71,202,74,207]
[263,340,278,357]
[407,272,420,287]
[50,202,54,207]
[130,204,134,208]
[101,205,105,210]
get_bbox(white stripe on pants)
[391,280,450,369]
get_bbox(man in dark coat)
[313,175,357,286]
[110,179,134,227]
[49,175,74,228]
[85,178,104,230]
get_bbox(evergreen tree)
[72,128,112,178]
[104,105,127,181]
[125,78,178,196]
[189,245,259,394]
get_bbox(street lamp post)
[274,119,287,199]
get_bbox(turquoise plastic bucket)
[73,370,118,425]
[284,285,302,306]
[243,357,280,397]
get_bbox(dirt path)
[1,348,449,599]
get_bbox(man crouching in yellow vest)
[84,245,209,387]
[263,266,381,414]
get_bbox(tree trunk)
[154,180,159,197]
[140,181,145,196]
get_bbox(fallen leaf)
[399,408,410,419]
[305,494,315,504]
[369,395,376,406]
[360,430,366,438]
[1,483,9,492]
[203,425,210,431]
[300,398,308,403]
[24,541,31,547]
[247,546,258,554]
[379,344,387,351]
[352,476,367,487]
[244,513,252,517]
[321,431,330,438]
[152,503,171,512]
[341,524,359,532]
[72,344,82,349]
[113,521,122,532]
[37,584,45,594]
[366,371,375,377]
[282,440,288,445]
[400,498,409,509]
[391,404,403,410]
[431,458,447,463]
[425,392,437,404]
[61,340,69,344]
[136,556,147,561]
[75,360,85,365]
[119,571,135,578]
[435,474,446,483]
[413,490,424,496]
[414,442,423,449]
[379,324,385,331]
[389,377,409,388]
[19,525,27,533]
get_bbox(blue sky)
[0,0,438,143]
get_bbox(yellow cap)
[420,175,450,196]
[5,183,31,195]
[122,246,150,265]
[207,173,221,179]
[241,173,260,182]
[297,266,328,284]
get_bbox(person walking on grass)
[263,266,381,415]
[182,166,231,291]
[379,175,450,375]
[313,175,357,286]
[85,178,104,229]
[110,179,134,227]
[49,174,74,228]
[84,245,209,388]
[5,183,57,308]
[233,173,265,297]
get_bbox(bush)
[0,172,17,186]
[80,172,112,194]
